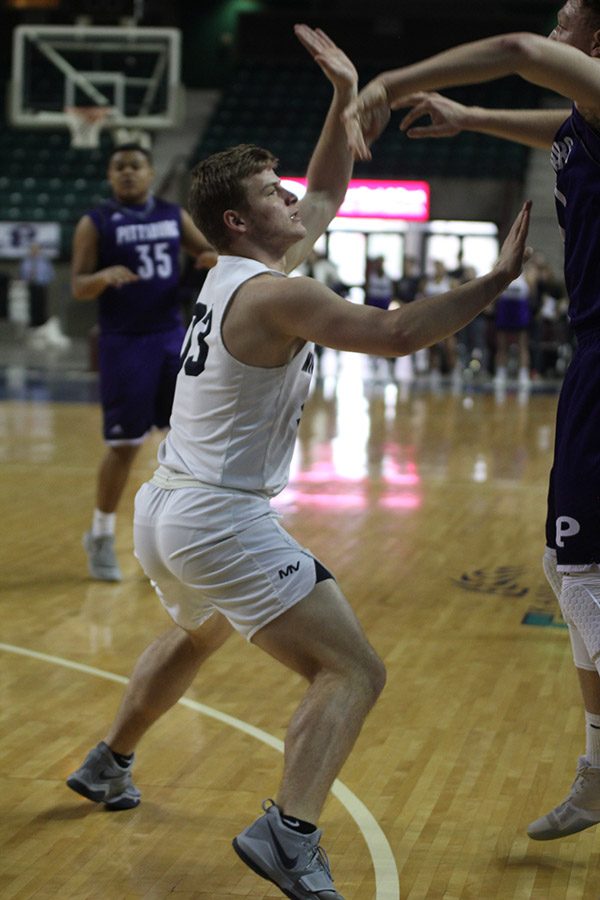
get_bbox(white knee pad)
[560,575,600,672]
[543,546,562,601]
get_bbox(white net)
[65,106,113,149]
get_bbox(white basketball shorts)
[133,481,324,640]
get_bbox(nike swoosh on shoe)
[267,820,299,869]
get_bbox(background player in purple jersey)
[343,0,600,844]
[71,143,216,581]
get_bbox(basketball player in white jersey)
[65,24,531,900]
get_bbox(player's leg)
[96,443,140,512]
[252,578,385,823]
[528,347,600,839]
[517,330,531,385]
[66,616,232,810]
[106,616,233,754]
[527,570,600,839]
[233,578,385,898]
[84,333,162,581]
[494,329,508,383]
[70,482,234,809]
[83,441,141,581]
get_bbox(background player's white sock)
[92,509,116,538]
[585,711,600,766]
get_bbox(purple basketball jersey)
[552,106,600,335]
[88,196,184,334]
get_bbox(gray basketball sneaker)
[527,756,600,840]
[66,741,140,811]
[233,800,344,899]
[83,531,122,581]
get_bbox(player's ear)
[223,209,246,232]
[591,28,600,58]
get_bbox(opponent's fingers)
[399,105,430,131]
[405,124,453,139]
[344,116,372,160]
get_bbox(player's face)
[240,168,306,247]
[108,150,154,204]
[550,0,597,53]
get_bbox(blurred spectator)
[365,255,395,310]
[19,243,54,327]
[493,270,535,386]
[420,260,459,377]
[306,249,350,375]
[365,255,396,379]
[0,270,9,319]
[526,252,570,379]
[396,255,423,304]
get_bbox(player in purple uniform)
[343,0,600,842]
[72,143,215,581]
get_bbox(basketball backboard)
[9,24,182,132]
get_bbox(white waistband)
[150,465,215,490]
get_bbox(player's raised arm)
[266,201,531,357]
[343,30,600,159]
[283,25,388,273]
[396,92,570,150]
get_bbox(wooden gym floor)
[1,350,598,899]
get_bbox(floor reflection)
[276,348,558,514]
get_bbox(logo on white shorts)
[278,561,300,579]
[556,515,581,547]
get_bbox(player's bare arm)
[280,25,358,273]
[343,32,600,159]
[71,215,139,300]
[282,26,389,273]
[180,209,218,267]
[225,202,530,366]
[397,92,570,150]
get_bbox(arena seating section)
[0,66,542,260]
[0,114,111,256]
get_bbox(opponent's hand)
[342,77,391,160]
[102,265,140,288]
[294,24,358,93]
[493,201,533,284]
[397,91,471,138]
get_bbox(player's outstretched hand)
[397,92,471,138]
[342,77,390,160]
[493,201,533,285]
[294,24,358,93]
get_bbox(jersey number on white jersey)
[181,301,213,376]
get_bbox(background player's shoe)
[233,799,344,899]
[83,531,122,581]
[527,756,600,840]
[66,741,140,810]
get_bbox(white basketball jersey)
[157,255,314,497]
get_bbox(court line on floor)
[0,640,400,900]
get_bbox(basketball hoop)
[65,106,113,149]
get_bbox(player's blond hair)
[189,144,278,251]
